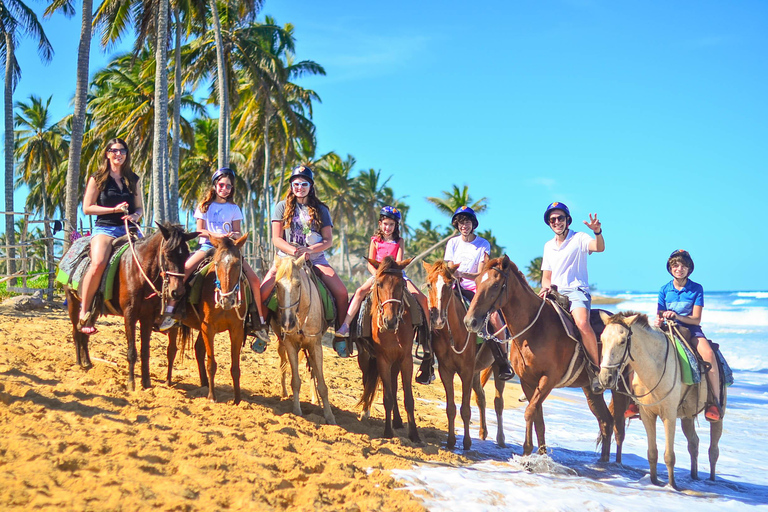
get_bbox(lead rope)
[618,326,679,406]
[125,218,161,297]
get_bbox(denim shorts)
[560,287,592,311]
[679,321,706,339]
[92,224,127,238]
[197,241,215,253]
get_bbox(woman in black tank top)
[77,138,143,334]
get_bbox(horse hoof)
[463,440,472,451]
[325,415,337,426]
[127,381,136,392]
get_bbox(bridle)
[430,273,473,355]
[276,263,321,337]
[213,251,245,320]
[374,268,406,332]
[125,219,185,306]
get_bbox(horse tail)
[303,348,311,372]
[178,324,194,360]
[480,366,493,387]
[356,355,380,412]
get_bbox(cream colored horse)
[272,255,335,425]
[598,311,725,489]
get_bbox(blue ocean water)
[394,291,768,511]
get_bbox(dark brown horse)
[464,255,628,461]
[357,256,420,442]
[166,234,249,404]
[423,260,508,450]
[65,224,196,390]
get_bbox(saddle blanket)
[55,236,129,302]
[265,266,335,323]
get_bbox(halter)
[213,254,245,321]
[431,275,473,356]
[607,321,679,406]
[125,219,185,307]
[374,268,406,332]
[277,264,322,337]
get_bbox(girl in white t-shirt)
[158,168,268,342]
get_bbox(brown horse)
[464,255,628,461]
[64,224,196,390]
[423,260,508,450]
[357,256,420,442]
[166,234,249,404]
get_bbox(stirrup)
[415,357,435,385]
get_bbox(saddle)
[354,289,425,338]
[663,323,734,394]
[264,263,335,324]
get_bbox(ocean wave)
[705,308,768,327]
[736,291,768,299]
[732,299,751,306]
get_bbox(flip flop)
[77,312,97,335]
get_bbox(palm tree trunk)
[152,0,170,223]
[4,33,17,282]
[209,0,228,168]
[169,4,181,224]
[63,0,93,251]
[274,144,288,207]
[262,105,272,252]
[405,232,456,272]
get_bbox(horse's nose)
[464,314,480,332]
[598,369,615,390]
[170,288,184,301]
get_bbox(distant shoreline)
[592,295,624,305]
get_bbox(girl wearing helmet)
[652,250,721,421]
[259,165,349,337]
[334,207,430,354]
[159,168,269,343]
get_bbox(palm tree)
[426,184,488,218]
[526,256,543,288]
[45,0,91,249]
[315,153,358,276]
[1,0,53,280]
[13,94,68,219]
[476,229,505,259]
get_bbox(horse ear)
[183,231,200,242]
[234,232,248,249]
[366,257,380,269]
[624,314,641,326]
[501,254,511,269]
[599,310,612,324]
[422,261,433,274]
[447,262,460,275]
[209,236,222,248]
[156,222,170,239]
[399,257,414,269]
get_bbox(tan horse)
[598,312,726,489]
[271,255,336,425]
[358,256,420,442]
[166,234,249,404]
[464,256,628,461]
[423,260,507,450]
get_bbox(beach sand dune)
[0,303,521,511]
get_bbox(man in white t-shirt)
[419,206,513,382]
[540,202,605,390]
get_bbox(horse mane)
[486,256,537,295]
[605,310,650,328]
[213,235,236,256]
[429,259,454,280]
[275,256,297,282]
[375,255,400,277]
[159,223,187,254]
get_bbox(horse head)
[598,311,645,390]
[464,255,523,333]
[423,260,459,330]
[368,256,412,332]
[157,222,199,301]
[209,233,248,310]
[275,255,307,334]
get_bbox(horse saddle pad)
[265,266,335,323]
[56,236,130,302]
[354,290,423,338]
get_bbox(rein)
[434,278,473,356]
[124,219,184,304]
[480,265,545,344]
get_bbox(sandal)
[625,403,640,420]
[77,312,97,335]
[705,404,722,422]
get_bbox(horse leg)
[67,293,92,369]
[391,363,404,429]
[400,353,420,443]
[201,329,218,402]
[582,387,613,462]
[641,412,661,486]
[439,364,457,448]
[139,318,154,389]
[681,417,699,480]
[473,370,489,441]
[519,380,537,455]
[662,415,678,489]
[378,357,395,438]
[194,332,208,388]
[278,339,289,398]
[308,339,336,425]
[709,418,723,481]
[459,365,475,450]
[526,375,553,455]
[610,389,629,464]
[492,365,506,448]
[229,324,244,405]
[283,340,303,417]
[357,347,372,420]
[124,315,138,392]
[166,327,178,386]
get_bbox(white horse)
[271,255,336,425]
[598,311,725,489]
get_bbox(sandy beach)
[0,302,523,511]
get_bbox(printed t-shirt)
[272,201,333,257]
[444,235,491,292]
[541,230,592,290]
[194,202,243,245]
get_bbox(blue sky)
[4,0,767,291]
